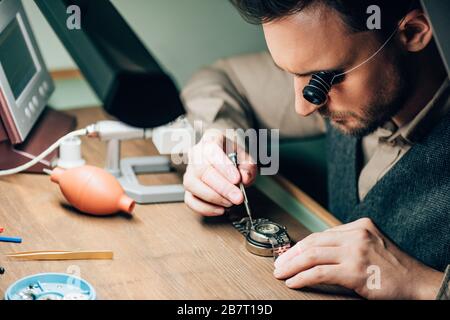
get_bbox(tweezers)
[5,250,114,261]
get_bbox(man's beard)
[319,56,411,138]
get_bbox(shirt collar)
[387,78,450,145]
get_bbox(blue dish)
[5,273,96,300]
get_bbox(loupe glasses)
[302,71,338,107]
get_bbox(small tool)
[228,152,254,229]
[0,227,4,233]
[6,250,114,261]
[0,236,22,243]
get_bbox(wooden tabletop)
[0,107,349,300]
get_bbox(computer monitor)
[35,0,185,128]
[0,0,54,144]
[0,0,75,172]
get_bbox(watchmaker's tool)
[48,165,135,216]
[0,118,192,205]
[5,273,96,300]
[88,120,187,204]
[228,152,254,229]
[227,142,291,259]
[0,236,22,243]
[6,250,114,261]
[232,218,292,259]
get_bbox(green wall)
[23,0,267,110]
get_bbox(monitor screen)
[0,17,37,99]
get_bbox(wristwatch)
[232,217,292,259]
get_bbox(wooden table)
[0,107,349,300]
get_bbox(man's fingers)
[284,265,343,290]
[298,231,343,248]
[274,247,342,280]
[204,143,241,184]
[324,218,384,240]
[236,145,257,186]
[274,243,301,269]
[185,131,258,210]
[183,172,233,208]
[275,232,343,269]
[238,163,257,186]
[184,191,225,216]
[201,166,244,205]
[325,217,375,233]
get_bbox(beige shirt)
[359,79,450,199]
[181,51,450,201]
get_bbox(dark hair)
[230,0,419,37]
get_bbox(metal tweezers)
[5,250,114,261]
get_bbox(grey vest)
[327,113,450,272]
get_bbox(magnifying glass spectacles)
[301,6,409,108]
[302,71,338,107]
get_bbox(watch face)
[255,223,280,235]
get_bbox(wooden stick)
[50,69,82,81]
[6,250,114,261]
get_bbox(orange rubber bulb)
[50,165,135,216]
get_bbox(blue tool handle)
[0,236,22,243]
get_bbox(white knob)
[56,136,86,169]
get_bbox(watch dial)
[256,223,280,235]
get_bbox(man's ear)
[397,9,433,52]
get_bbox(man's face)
[263,4,410,137]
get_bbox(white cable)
[0,128,88,176]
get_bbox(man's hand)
[183,129,257,216]
[274,218,444,299]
